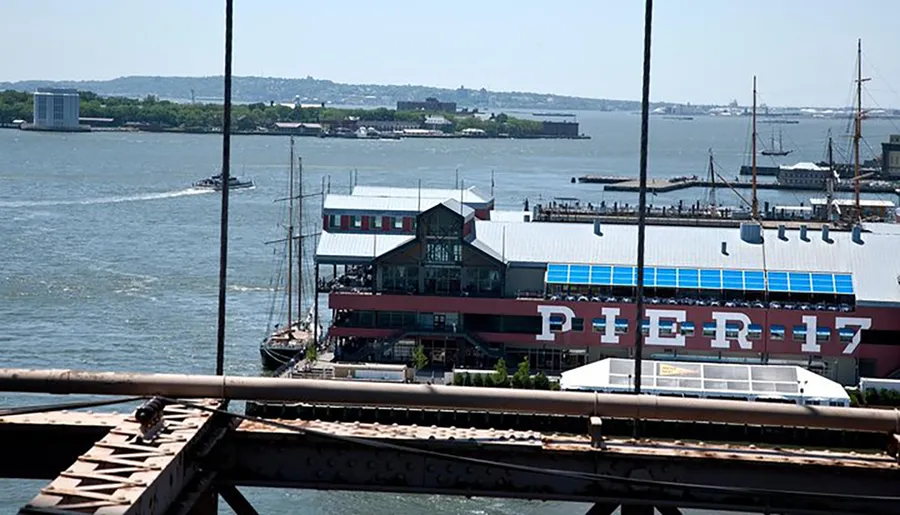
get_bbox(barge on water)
[313,184,900,386]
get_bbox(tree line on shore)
[0,90,546,137]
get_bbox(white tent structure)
[560,358,850,407]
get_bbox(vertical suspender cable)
[216,0,234,376]
[632,0,654,435]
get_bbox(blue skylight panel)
[589,265,612,286]
[612,266,635,286]
[788,272,812,293]
[546,263,569,284]
[811,273,835,294]
[721,270,744,290]
[743,271,766,291]
[699,269,722,290]
[767,271,790,292]
[568,264,590,285]
[834,274,854,294]
[641,267,656,288]
[655,268,677,288]
[677,268,699,289]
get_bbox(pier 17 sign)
[536,305,872,356]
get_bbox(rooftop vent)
[852,225,863,244]
[822,225,830,242]
[799,224,808,241]
[739,222,762,244]
[593,219,602,236]
[777,224,787,240]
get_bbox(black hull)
[260,345,303,371]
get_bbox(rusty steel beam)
[18,400,227,515]
[0,412,124,480]
[1,368,899,433]
[214,419,900,515]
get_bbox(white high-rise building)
[32,88,80,129]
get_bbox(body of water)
[0,112,896,513]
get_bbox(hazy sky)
[3,0,899,107]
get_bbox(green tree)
[472,373,484,387]
[463,372,473,387]
[413,344,429,371]
[532,372,551,390]
[511,358,532,389]
[304,343,318,364]
[491,358,509,388]
[452,372,464,386]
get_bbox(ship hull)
[259,345,304,371]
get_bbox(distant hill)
[0,75,659,111]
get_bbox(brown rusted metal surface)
[20,400,223,515]
[234,418,897,470]
[215,417,900,515]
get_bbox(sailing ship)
[761,128,792,156]
[259,136,321,371]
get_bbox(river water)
[0,111,897,513]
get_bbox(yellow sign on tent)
[658,363,699,377]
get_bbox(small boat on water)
[192,173,254,191]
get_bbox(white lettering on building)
[836,317,872,355]
[800,315,819,353]
[536,305,575,342]
[710,312,753,350]
[645,309,686,347]
[599,307,620,344]
[532,305,875,356]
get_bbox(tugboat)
[192,173,254,191]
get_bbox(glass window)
[591,318,606,333]
[352,216,361,228]
[373,216,382,229]
[329,215,338,228]
[816,326,831,342]
[550,314,564,332]
[641,319,650,336]
[614,318,629,335]
[770,325,785,340]
[748,323,762,340]
[425,241,461,263]
[702,322,716,338]
[792,325,807,342]
[680,321,695,337]
[572,317,584,331]
[394,217,403,229]
[724,322,741,339]
[838,327,855,343]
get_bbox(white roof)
[316,232,413,264]
[809,198,896,208]
[472,220,900,305]
[560,358,850,406]
[324,194,445,214]
[488,210,532,222]
[780,162,829,171]
[352,185,491,205]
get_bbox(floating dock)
[575,175,900,194]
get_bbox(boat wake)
[0,187,213,208]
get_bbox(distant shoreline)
[0,124,590,140]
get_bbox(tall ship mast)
[260,137,320,371]
[853,38,869,221]
[751,75,759,219]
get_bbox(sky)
[2,0,900,108]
